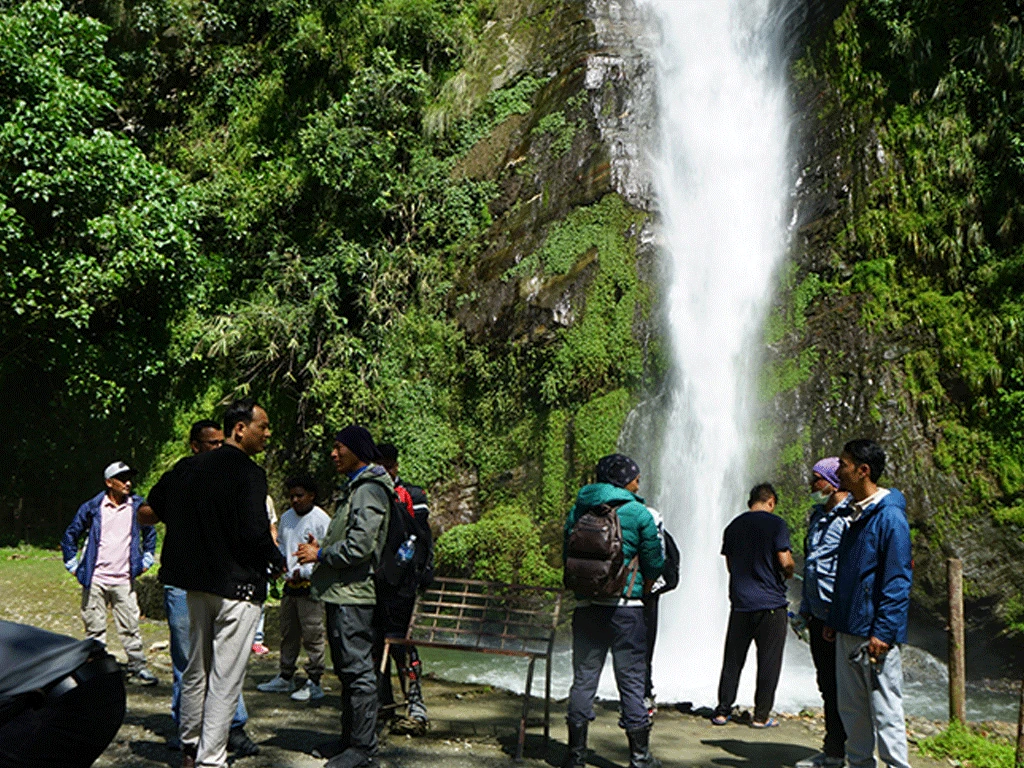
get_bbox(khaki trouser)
[279,593,326,682]
[81,581,147,671]
[180,591,261,768]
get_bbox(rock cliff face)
[448,0,1023,661]
[763,5,1024,669]
[425,0,660,538]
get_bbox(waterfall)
[643,0,814,708]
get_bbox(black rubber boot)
[565,721,588,767]
[626,727,662,768]
[227,726,260,757]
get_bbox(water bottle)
[396,534,417,566]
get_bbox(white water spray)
[645,0,815,708]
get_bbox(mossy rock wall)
[762,2,1024,665]
[425,0,659,579]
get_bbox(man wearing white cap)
[61,461,159,685]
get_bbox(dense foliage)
[0,0,645,582]
[774,0,1024,624]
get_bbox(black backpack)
[564,500,639,598]
[372,482,431,599]
[403,483,434,590]
[649,529,680,596]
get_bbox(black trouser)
[325,604,378,755]
[808,615,847,757]
[371,595,426,720]
[0,658,125,768]
[715,606,787,723]
[643,595,659,701]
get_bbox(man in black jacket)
[144,399,285,768]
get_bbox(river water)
[423,0,1019,725]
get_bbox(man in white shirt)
[258,474,331,702]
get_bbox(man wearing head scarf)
[796,458,851,768]
[295,426,392,768]
[562,454,664,768]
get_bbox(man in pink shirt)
[61,461,159,685]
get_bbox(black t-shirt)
[721,510,791,612]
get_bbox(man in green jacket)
[295,426,392,768]
[563,454,664,768]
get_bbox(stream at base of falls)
[417,637,1020,723]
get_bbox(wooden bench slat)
[385,577,563,762]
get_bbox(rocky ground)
[96,655,957,768]
[0,549,985,768]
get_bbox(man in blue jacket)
[61,461,158,685]
[563,454,664,768]
[827,439,912,768]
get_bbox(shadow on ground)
[703,738,818,768]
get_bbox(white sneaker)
[291,679,325,701]
[257,675,296,693]
[796,753,845,768]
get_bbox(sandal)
[751,717,779,728]
[711,715,730,726]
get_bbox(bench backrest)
[406,577,562,658]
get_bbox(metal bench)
[380,576,563,761]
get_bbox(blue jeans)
[164,586,248,729]
[567,605,649,731]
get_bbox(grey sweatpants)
[180,591,261,768]
[835,632,911,768]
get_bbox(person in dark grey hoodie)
[562,454,664,768]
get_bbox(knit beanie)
[812,457,841,490]
[596,454,641,489]
[334,425,382,464]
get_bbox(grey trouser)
[180,591,261,768]
[280,593,326,682]
[325,603,378,755]
[567,605,649,732]
[81,581,147,671]
[836,632,911,768]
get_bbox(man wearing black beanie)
[296,425,392,768]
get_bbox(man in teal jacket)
[563,454,664,768]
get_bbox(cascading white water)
[645,0,815,708]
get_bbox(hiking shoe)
[130,668,159,686]
[390,716,427,736]
[228,726,260,757]
[290,679,325,702]
[257,674,296,693]
[251,642,270,656]
[796,754,845,768]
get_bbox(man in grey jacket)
[296,426,392,768]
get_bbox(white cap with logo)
[104,461,137,480]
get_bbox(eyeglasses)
[199,439,224,448]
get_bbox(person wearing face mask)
[795,458,851,768]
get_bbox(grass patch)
[918,721,1016,768]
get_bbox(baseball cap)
[104,461,137,481]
